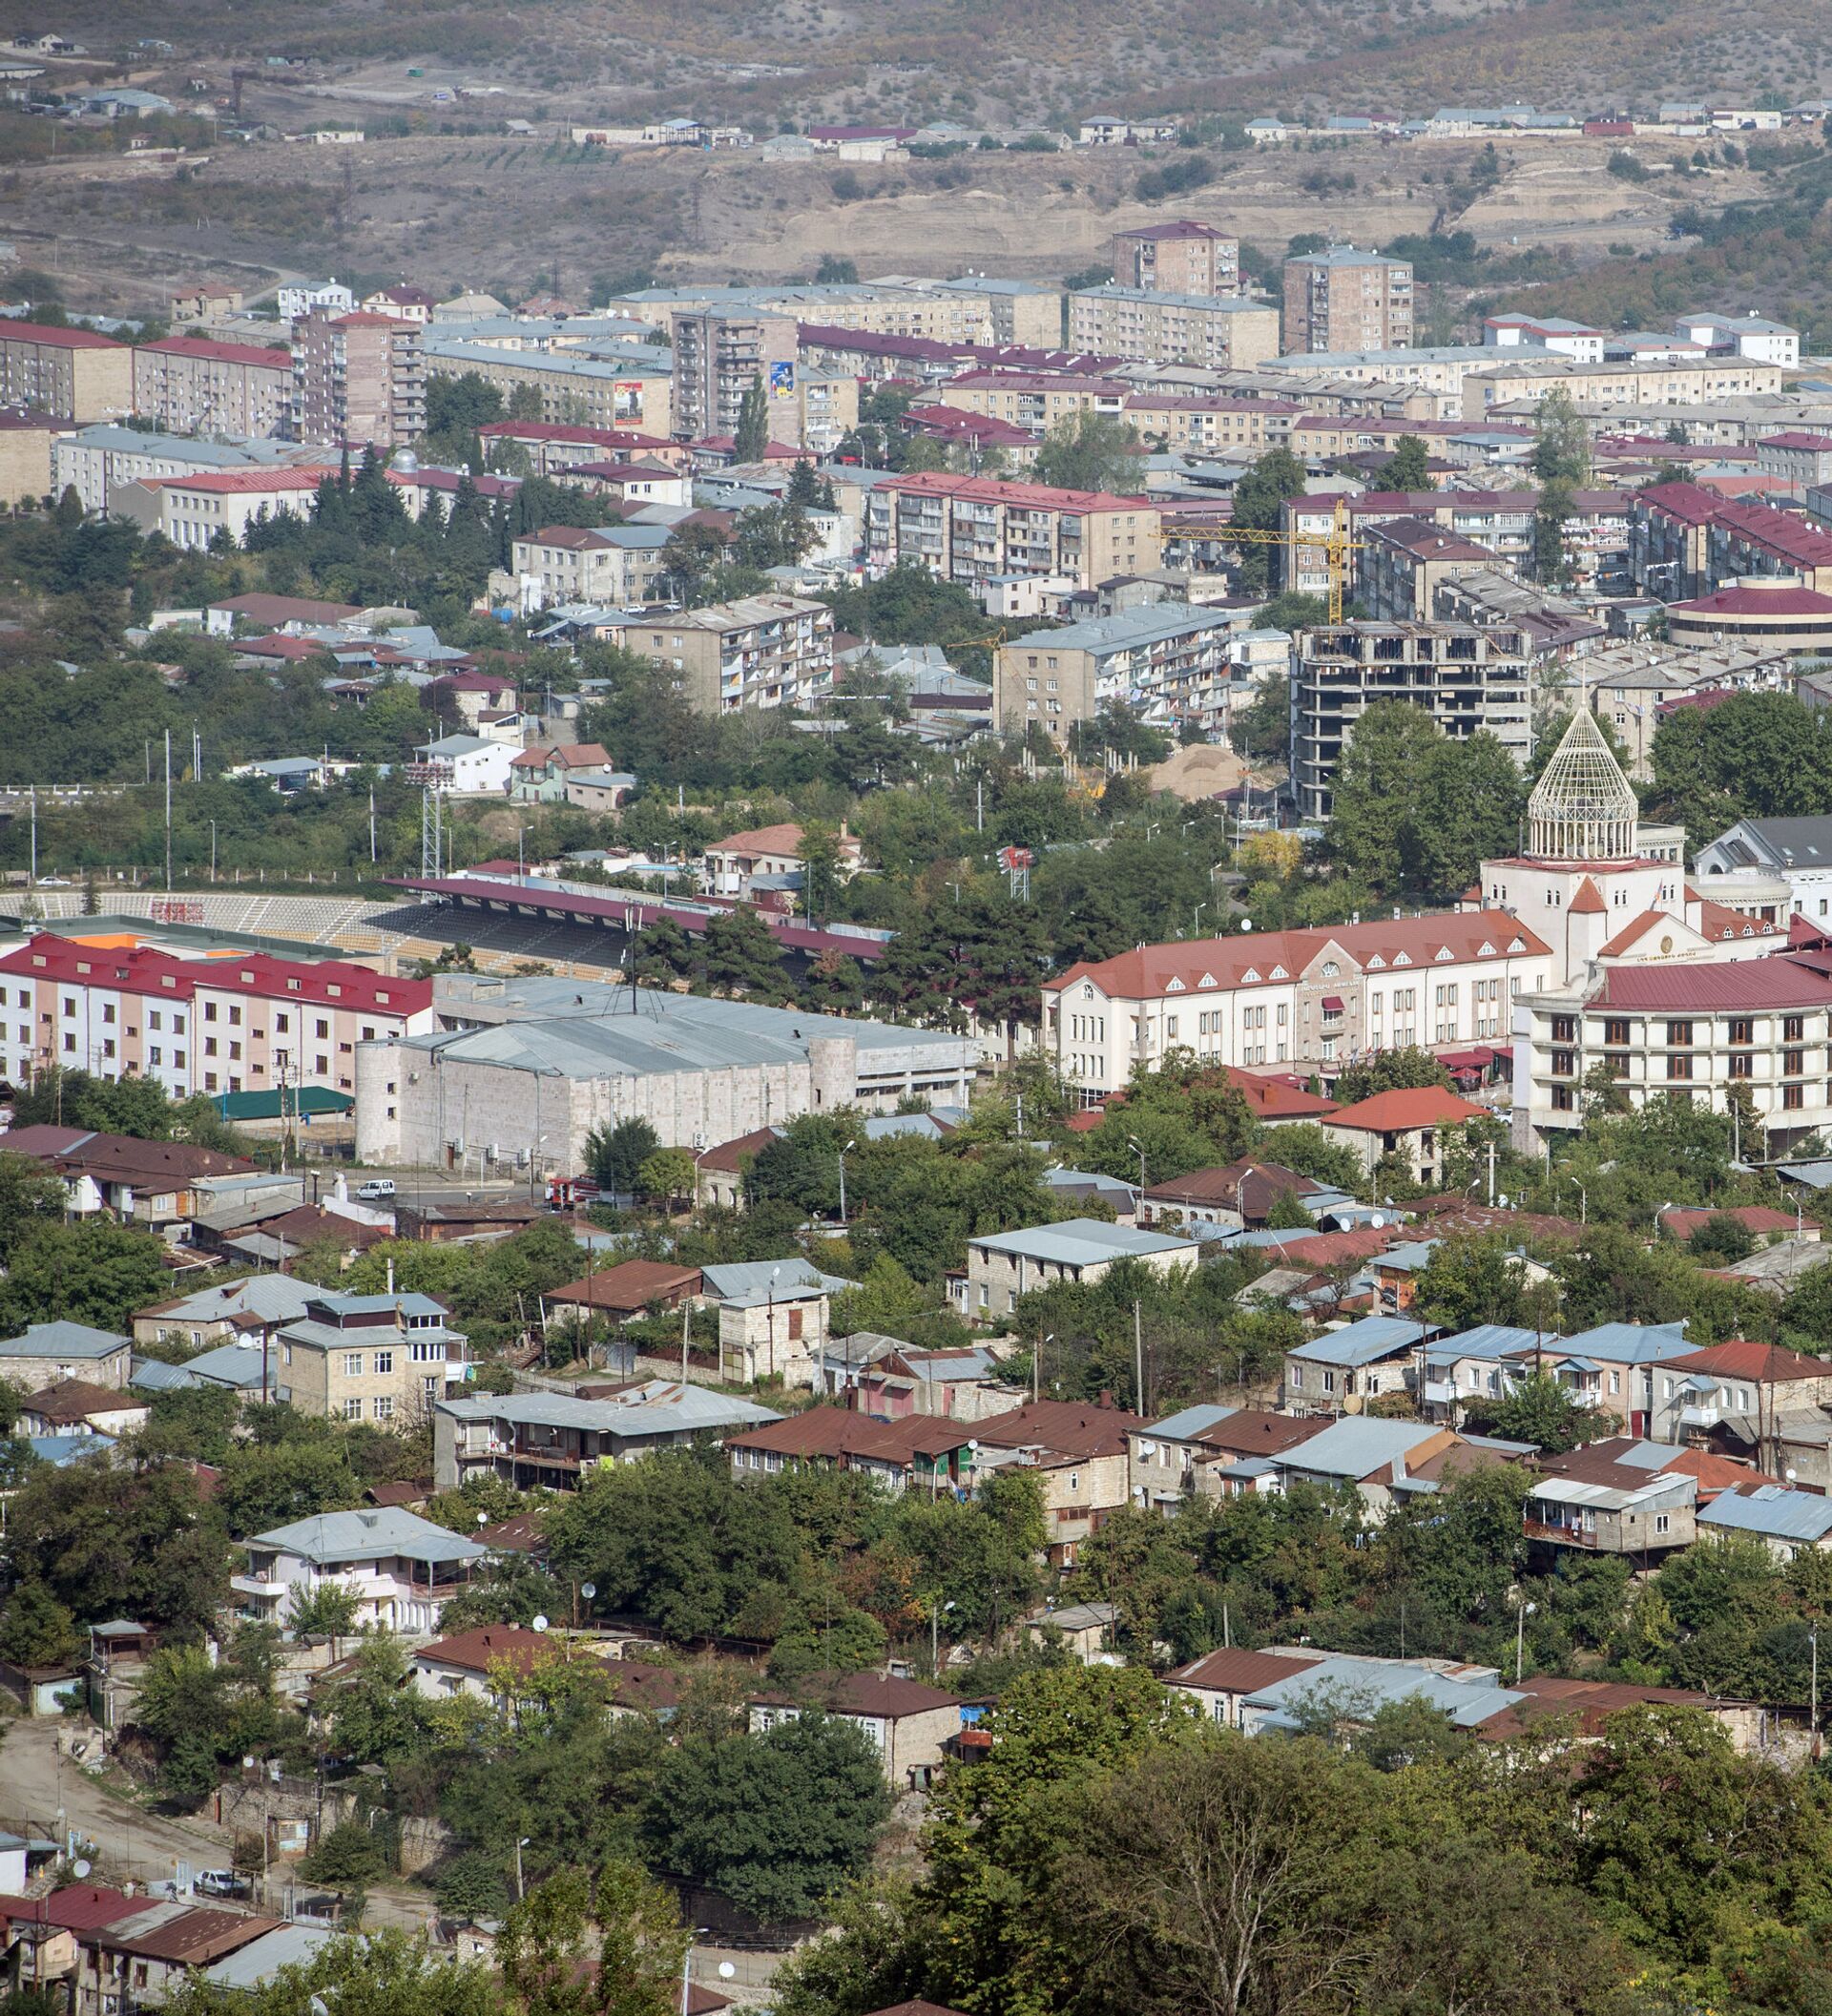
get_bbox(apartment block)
[934,370,1132,437]
[0,939,433,1102]
[1464,355,1785,419]
[0,321,133,422]
[628,281,999,346]
[1516,954,1832,1158]
[1354,517,1499,622]
[423,340,673,436]
[107,467,336,551]
[52,426,302,515]
[923,277,1063,348]
[867,471,1161,589]
[1632,479,1832,599]
[1069,286,1280,369]
[473,419,688,478]
[670,306,798,445]
[1110,219,1239,296]
[292,311,425,448]
[0,412,71,507]
[590,595,834,715]
[1121,393,1300,454]
[1290,621,1533,823]
[132,334,294,438]
[1043,913,1552,1093]
[1282,247,1415,354]
[993,603,1239,742]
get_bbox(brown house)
[547,1261,702,1322]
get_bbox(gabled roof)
[1169,1647,1324,1693]
[1290,1314,1437,1367]
[251,1508,485,1566]
[1323,1086,1488,1133]
[1700,1482,1832,1543]
[1657,1338,1831,1382]
[1277,1417,1450,1479]
[413,1626,559,1678]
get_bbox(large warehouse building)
[354,975,976,1176]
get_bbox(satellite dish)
[531,1614,549,1633]
[73,1860,91,1880]
[1369,1214,1385,1229]
[718,1964,737,1982]
[580,1582,596,1601]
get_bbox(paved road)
[0,1720,433,1931]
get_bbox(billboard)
[768,361,796,399]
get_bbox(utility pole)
[1134,1299,1145,1418]
[28,785,35,885]
[163,729,173,892]
[368,785,377,864]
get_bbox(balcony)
[1524,1518,1600,1548]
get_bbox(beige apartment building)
[993,602,1239,743]
[108,467,336,552]
[1110,219,1240,296]
[1068,287,1280,369]
[132,334,294,438]
[0,321,133,421]
[1282,247,1414,353]
[1464,355,1787,417]
[867,471,1161,589]
[934,371,1132,436]
[424,341,673,436]
[275,1291,467,1425]
[292,311,425,447]
[1121,393,1300,454]
[0,412,71,506]
[596,595,834,715]
[632,281,1000,345]
[670,306,798,443]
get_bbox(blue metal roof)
[1244,1654,1523,1731]
[1277,1416,1444,1478]
[1290,1314,1436,1368]
[1700,1485,1832,1544]
[1559,1320,1691,1364]
[1145,1403,1239,1442]
[1426,1323,1541,1367]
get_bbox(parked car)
[355,1178,397,1200]
[195,1869,253,1900]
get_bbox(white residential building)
[234,1507,485,1634]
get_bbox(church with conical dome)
[1465,705,1781,988]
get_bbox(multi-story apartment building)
[1631,479,1832,599]
[1755,430,1832,488]
[52,426,304,515]
[1464,354,1785,419]
[0,939,433,1100]
[1282,487,1632,597]
[1354,517,1498,621]
[238,1507,483,1632]
[510,522,673,610]
[0,321,133,422]
[423,340,673,435]
[1068,287,1280,369]
[934,370,1132,437]
[1121,393,1301,454]
[292,311,425,448]
[867,471,1160,589]
[276,278,356,322]
[1043,912,1554,1093]
[0,412,71,508]
[131,334,294,438]
[589,594,834,715]
[920,277,1063,348]
[628,281,1000,346]
[1290,621,1534,823]
[1110,219,1240,296]
[107,465,335,551]
[992,603,1239,742]
[1675,311,1801,369]
[1282,247,1414,354]
[670,306,799,443]
[274,1291,467,1424]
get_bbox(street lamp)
[1126,1135,1147,1190]
[837,1138,857,1226]
[1033,1333,1053,1405]
[931,1596,956,1677]
[513,1836,531,1900]
[1515,1597,1537,1683]
[1570,1178,1587,1225]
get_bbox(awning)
[1321,996,1345,1013]
[1435,1046,1498,1070]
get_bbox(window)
[1785,1014,1805,1043]
[374,1349,393,1374]
[1551,1013,1576,1043]
[1666,1020,1693,1047]
[1551,1084,1574,1111]
[344,1352,364,1377]
[315,1019,329,1039]
[1785,1049,1806,1077]
[1728,1017,1754,1046]
[373,1396,394,1421]
[1288,1363,1303,1389]
[1654,1512,1671,1536]
[1728,1052,1753,1078]
[343,1397,363,1421]
[1785,1082,1806,1110]
[1667,1054,1694,1080]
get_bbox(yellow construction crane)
[1226,495,1365,622]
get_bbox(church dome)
[1528,708,1639,862]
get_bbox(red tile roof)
[211,591,361,623]
[1590,954,1832,1011]
[1169,1647,1323,1692]
[138,334,293,370]
[974,1396,1147,1457]
[1570,875,1606,916]
[749,1670,957,1718]
[881,469,1151,513]
[0,1887,138,1932]
[1046,913,1550,1003]
[549,1260,701,1312]
[726,1408,973,1464]
[1659,1205,1802,1242]
[698,1125,780,1174]
[415,1626,560,1678]
[509,742,613,771]
[146,468,334,495]
[1672,585,1832,618]
[0,320,124,350]
[1658,1338,1831,1382]
[1323,1086,1488,1133]
[1193,1409,1326,1458]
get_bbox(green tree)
[1466,1369,1608,1454]
[0,1578,80,1667]
[584,1117,661,1196]
[499,1861,688,2016]
[1029,410,1145,494]
[645,1714,893,1923]
[1383,433,1434,490]
[1227,447,1308,592]
[1330,1045,1453,1108]
[635,1148,696,1210]
[0,1219,170,1334]
[734,376,770,463]
[1683,1211,1757,1264]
